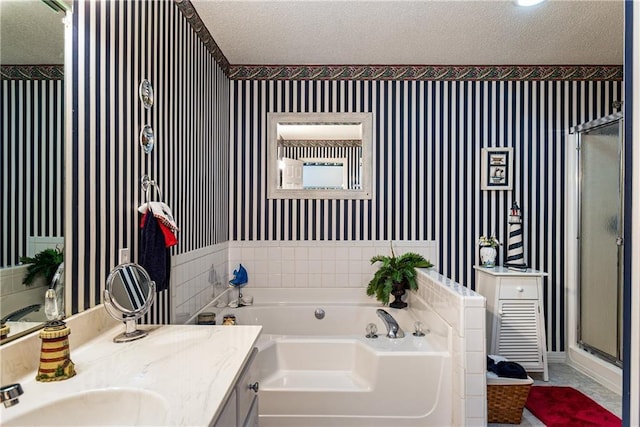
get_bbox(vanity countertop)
[1,318,262,426]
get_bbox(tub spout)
[376,309,405,339]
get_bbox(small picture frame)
[481,147,513,190]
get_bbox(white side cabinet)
[214,347,260,427]
[475,266,549,381]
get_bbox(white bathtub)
[216,303,453,426]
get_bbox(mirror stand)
[114,316,149,343]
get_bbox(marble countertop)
[1,320,262,426]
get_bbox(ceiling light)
[515,0,546,6]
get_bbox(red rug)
[525,385,621,427]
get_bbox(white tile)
[348,261,363,274]
[335,260,349,274]
[466,329,485,352]
[295,261,310,274]
[466,373,486,397]
[281,260,296,274]
[294,274,309,288]
[465,307,485,331]
[348,246,362,261]
[308,247,323,260]
[254,247,269,261]
[334,246,349,260]
[335,273,349,287]
[294,247,308,260]
[321,247,336,260]
[268,261,282,275]
[281,247,295,261]
[253,260,269,275]
[281,274,296,287]
[267,247,282,260]
[308,274,322,287]
[349,274,363,287]
[321,274,337,287]
[241,247,255,261]
[466,351,485,374]
[465,396,485,419]
[307,260,322,274]
[321,260,336,274]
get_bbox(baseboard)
[547,351,567,364]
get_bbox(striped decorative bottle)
[36,320,76,382]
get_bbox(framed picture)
[481,147,513,190]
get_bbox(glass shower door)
[578,118,623,365]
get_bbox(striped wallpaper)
[69,0,229,321]
[230,79,622,352]
[1,79,65,268]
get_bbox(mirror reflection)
[0,0,67,343]
[267,112,372,199]
[104,264,156,343]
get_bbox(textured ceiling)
[0,0,65,65]
[191,0,624,66]
[1,0,623,67]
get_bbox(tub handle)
[248,382,259,393]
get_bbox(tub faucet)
[376,309,405,339]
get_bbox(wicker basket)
[487,381,533,424]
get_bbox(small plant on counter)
[477,235,501,248]
[366,242,433,309]
[20,248,63,286]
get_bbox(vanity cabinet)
[214,347,260,427]
[475,266,549,381]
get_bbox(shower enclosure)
[574,112,624,367]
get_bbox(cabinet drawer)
[237,348,259,426]
[498,279,539,299]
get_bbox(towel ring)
[141,175,163,203]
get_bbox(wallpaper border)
[174,0,230,74]
[0,65,64,80]
[228,64,623,81]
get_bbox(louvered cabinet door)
[495,300,545,371]
[474,266,549,381]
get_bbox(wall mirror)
[0,0,69,344]
[267,112,373,199]
[104,263,156,343]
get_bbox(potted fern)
[366,243,433,309]
[20,248,63,286]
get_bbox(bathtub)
[215,303,452,426]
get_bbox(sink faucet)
[376,309,405,338]
[1,383,23,408]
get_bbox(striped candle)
[506,201,527,268]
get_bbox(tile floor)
[489,363,622,426]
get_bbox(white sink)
[2,388,169,426]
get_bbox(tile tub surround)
[413,268,487,426]
[0,306,262,426]
[228,240,438,289]
[172,242,230,324]
[0,265,49,318]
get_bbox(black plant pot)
[389,283,408,309]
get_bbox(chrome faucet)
[376,309,405,339]
[1,383,24,408]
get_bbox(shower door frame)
[574,111,624,367]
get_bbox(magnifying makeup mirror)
[104,263,155,343]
